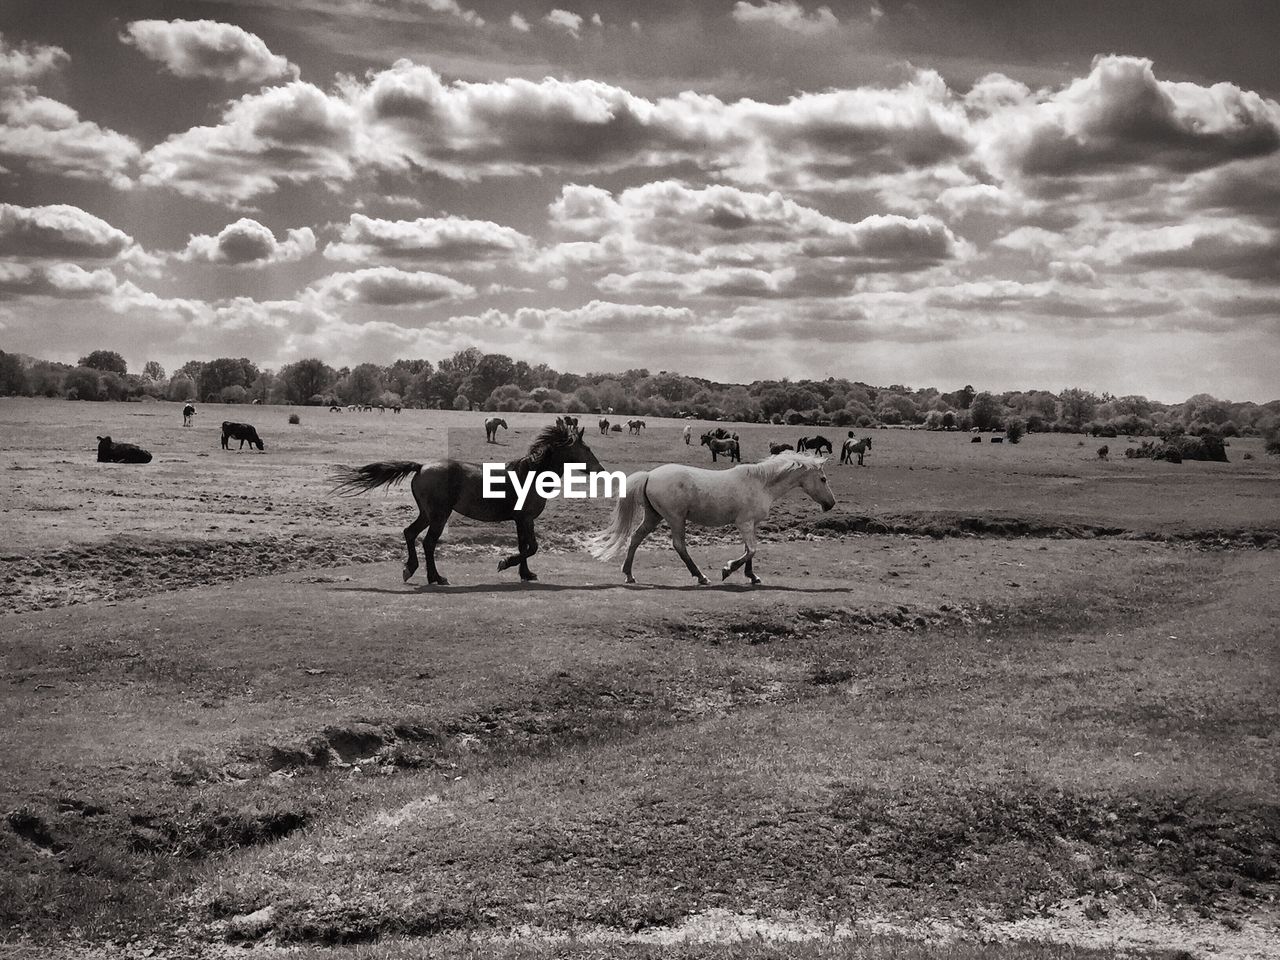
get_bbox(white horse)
[484,417,507,443]
[589,451,835,585]
[682,424,692,445]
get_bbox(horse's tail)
[587,471,649,562]
[329,460,423,495]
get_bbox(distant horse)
[221,421,265,451]
[840,434,872,466]
[701,433,740,462]
[627,419,646,435]
[706,427,732,441]
[1097,445,1110,460]
[590,451,835,585]
[329,404,343,413]
[392,405,402,414]
[683,425,692,445]
[557,415,579,430]
[97,436,152,464]
[798,435,832,455]
[485,417,508,443]
[252,399,262,405]
[599,417,610,435]
[331,422,605,585]
[182,403,196,427]
[769,442,794,455]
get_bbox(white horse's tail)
[588,471,649,561]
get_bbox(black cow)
[97,436,152,464]
[221,421,265,451]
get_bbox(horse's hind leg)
[402,507,430,582]
[422,515,450,585]
[668,516,709,585]
[621,507,661,584]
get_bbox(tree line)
[2,346,1278,444]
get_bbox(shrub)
[63,367,102,401]
[288,413,300,425]
[1005,417,1026,444]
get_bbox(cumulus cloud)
[980,56,1280,180]
[140,80,357,203]
[0,37,139,188]
[0,203,134,260]
[1117,222,1280,281]
[544,9,584,36]
[178,218,316,266]
[542,180,959,295]
[323,213,530,264]
[510,12,530,32]
[447,300,694,335]
[0,261,119,299]
[408,0,485,27]
[122,19,297,84]
[731,1,839,36]
[307,266,476,306]
[0,34,68,83]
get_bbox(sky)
[0,0,1277,402]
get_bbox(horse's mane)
[744,450,826,482]
[506,422,578,472]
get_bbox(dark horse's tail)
[329,460,423,495]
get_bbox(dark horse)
[330,422,604,585]
[222,421,265,451]
[797,435,833,455]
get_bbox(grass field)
[1,397,1277,959]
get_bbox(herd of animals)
[91,404,886,585]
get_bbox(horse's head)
[530,423,604,475]
[700,433,711,446]
[786,453,835,512]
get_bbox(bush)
[288,413,300,425]
[1005,417,1026,444]
[63,367,102,401]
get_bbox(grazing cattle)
[701,433,741,462]
[329,404,343,413]
[221,421,265,451]
[769,442,794,455]
[683,425,692,445]
[970,436,982,443]
[990,436,1004,443]
[96,436,152,464]
[840,434,872,466]
[182,403,196,427]
[599,417,610,435]
[485,417,508,443]
[627,419,646,435]
[1098,445,1110,460]
[252,399,262,405]
[797,435,832,455]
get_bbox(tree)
[453,393,470,411]
[1058,387,1099,431]
[199,357,258,401]
[64,367,102,400]
[345,363,384,405]
[167,376,196,401]
[470,354,516,403]
[1005,417,1026,443]
[141,361,166,382]
[220,384,248,403]
[0,351,28,395]
[78,350,127,375]
[280,358,335,404]
[969,392,1003,431]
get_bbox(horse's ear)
[576,427,585,441]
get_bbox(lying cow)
[221,421,265,451]
[97,436,152,464]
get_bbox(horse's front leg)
[722,522,760,584]
[669,516,708,585]
[497,517,539,581]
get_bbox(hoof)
[749,576,762,585]
[697,576,710,585]
[402,566,416,583]
[720,566,732,581]
[624,575,636,584]
[496,559,507,572]
[521,572,538,582]
[428,576,449,586]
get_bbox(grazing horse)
[393,405,402,414]
[96,436,152,464]
[769,442,794,455]
[182,403,196,426]
[331,423,605,585]
[701,433,740,463]
[221,421,265,451]
[329,404,343,413]
[1097,445,1110,460]
[598,417,610,435]
[840,434,872,466]
[484,417,508,443]
[590,451,835,585]
[683,425,692,445]
[557,415,579,430]
[798,435,832,455]
[627,419,646,435]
